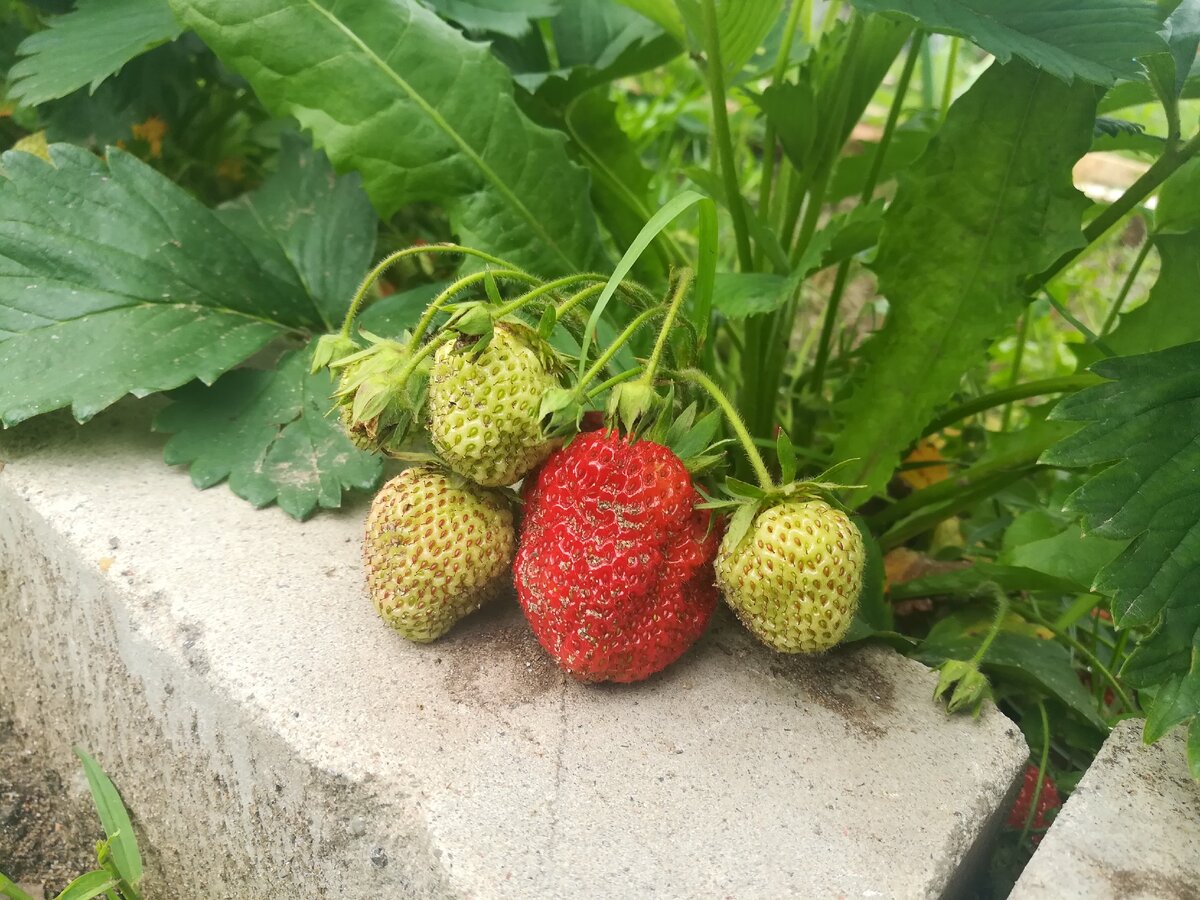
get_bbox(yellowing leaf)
[900,436,950,490]
[10,131,51,162]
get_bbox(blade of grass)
[74,747,142,889]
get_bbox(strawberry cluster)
[313,244,868,683]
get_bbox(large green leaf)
[7,0,182,107]
[833,61,1096,501]
[849,0,1165,85]
[156,347,383,520]
[0,145,320,426]
[217,134,376,330]
[170,0,605,276]
[1042,342,1200,702]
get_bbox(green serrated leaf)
[1143,635,1200,742]
[169,0,604,276]
[849,0,1165,85]
[0,145,326,427]
[1160,0,1200,97]
[7,0,183,107]
[1044,341,1200,698]
[511,1,681,100]
[155,347,383,520]
[834,61,1096,502]
[73,748,141,888]
[217,134,376,331]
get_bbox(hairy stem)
[340,244,519,337]
[971,585,1011,666]
[577,306,662,393]
[1019,608,1137,712]
[922,375,1098,436]
[409,269,537,346]
[1000,308,1030,432]
[1018,702,1052,845]
[640,269,695,386]
[1035,130,1200,289]
[1100,237,1153,336]
[679,368,776,490]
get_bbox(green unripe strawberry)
[715,499,865,653]
[364,467,515,642]
[426,322,559,487]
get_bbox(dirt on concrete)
[0,702,98,898]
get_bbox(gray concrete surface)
[1012,719,1200,900]
[0,403,1028,898]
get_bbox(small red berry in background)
[1007,764,1062,842]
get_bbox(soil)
[0,703,98,898]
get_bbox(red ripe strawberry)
[514,430,719,683]
[1006,764,1062,841]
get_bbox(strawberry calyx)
[932,582,1010,718]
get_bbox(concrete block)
[0,404,1027,898]
[1012,719,1200,900]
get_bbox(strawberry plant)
[4,0,1200,886]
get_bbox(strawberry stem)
[576,306,662,395]
[970,584,1010,666]
[637,268,694,389]
[408,269,538,346]
[677,368,775,490]
[585,367,641,402]
[1019,701,1052,846]
[494,273,609,318]
[339,244,522,338]
[555,282,608,319]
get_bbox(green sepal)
[536,304,557,340]
[777,430,798,484]
[310,333,361,373]
[722,501,762,557]
[725,477,768,500]
[539,386,582,435]
[933,659,991,718]
[483,269,503,306]
[448,303,494,338]
[607,379,661,435]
